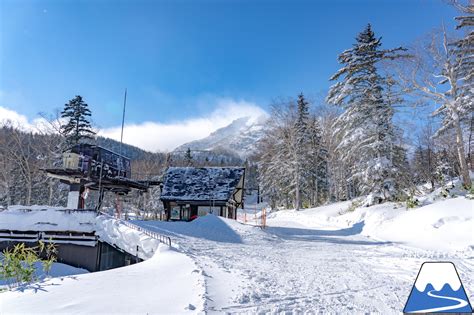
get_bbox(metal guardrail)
[121,220,172,247]
[98,211,172,247]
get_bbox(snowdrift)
[351,197,473,251]
[97,215,160,260]
[268,197,473,252]
[134,213,268,244]
[1,245,206,314]
[0,208,206,314]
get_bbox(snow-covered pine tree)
[60,95,95,147]
[257,105,294,209]
[385,76,411,197]
[326,24,408,204]
[293,93,311,210]
[258,96,329,209]
[307,114,328,205]
[391,143,411,193]
[412,146,436,189]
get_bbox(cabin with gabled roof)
[160,167,245,221]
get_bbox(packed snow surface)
[134,196,473,313]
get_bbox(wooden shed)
[160,167,245,221]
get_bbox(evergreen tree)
[258,99,298,209]
[60,95,95,147]
[307,114,328,205]
[412,146,437,189]
[326,24,407,204]
[257,96,329,210]
[293,93,311,210]
[391,144,411,195]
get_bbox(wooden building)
[160,167,245,221]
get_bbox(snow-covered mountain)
[174,115,268,158]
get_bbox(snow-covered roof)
[0,206,97,233]
[160,167,245,202]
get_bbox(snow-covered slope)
[1,245,205,314]
[174,115,267,157]
[0,208,206,314]
[267,196,474,252]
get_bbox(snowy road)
[135,216,474,314]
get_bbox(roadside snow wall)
[0,206,161,260]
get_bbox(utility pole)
[120,88,127,156]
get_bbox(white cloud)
[0,106,53,133]
[0,106,30,127]
[99,98,267,152]
[0,98,268,152]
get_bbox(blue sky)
[0,0,459,151]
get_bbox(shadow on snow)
[266,221,392,246]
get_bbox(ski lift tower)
[44,144,161,211]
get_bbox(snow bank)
[0,208,206,314]
[135,214,268,244]
[96,215,160,260]
[1,245,206,314]
[266,201,352,229]
[353,197,473,251]
[267,197,473,252]
[187,214,244,243]
[0,206,97,232]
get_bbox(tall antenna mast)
[120,88,127,155]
